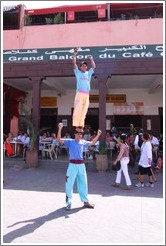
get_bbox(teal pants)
[65,163,89,205]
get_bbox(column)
[98,77,108,143]
[30,77,42,133]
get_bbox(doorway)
[115,115,142,132]
[40,108,57,133]
[85,108,99,132]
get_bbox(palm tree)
[19,103,48,167]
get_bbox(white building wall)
[106,88,163,115]
[26,88,162,115]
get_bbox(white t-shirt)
[138,141,152,167]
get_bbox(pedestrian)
[4,132,15,157]
[112,133,132,190]
[57,123,102,210]
[72,48,96,132]
[135,132,154,188]
[110,122,117,137]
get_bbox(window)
[24,13,65,26]
[3,5,21,30]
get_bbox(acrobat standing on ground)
[72,47,96,132]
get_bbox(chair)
[83,148,90,161]
[22,146,30,161]
[59,144,69,156]
[42,143,58,160]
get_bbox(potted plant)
[24,15,32,25]
[53,13,63,24]
[95,141,108,172]
[45,17,53,24]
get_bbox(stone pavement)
[2,157,165,245]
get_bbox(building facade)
[3,2,163,140]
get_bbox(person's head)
[51,133,57,138]
[24,132,29,137]
[80,61,88,73]
[74,129,84,141]
[120,133,127,143]
[8,132,13,138]
[142,132,150,141]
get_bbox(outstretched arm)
[57,123,64,145]
[88,55,96,70]
[89,129,102,146]
[72,48,78,68]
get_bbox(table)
[39,141,52,150]
[10,140,23,155]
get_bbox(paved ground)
[2,157,165,245]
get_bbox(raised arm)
[89,129,102,146]
[72,48,78,68]
[88,55,96,70]
[57,123,64,145]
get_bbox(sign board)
[113,102,144,115]
[40,97,57,107]
[90,94,126,103]
[3,44,163,63]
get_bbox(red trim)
[25,3,162,16]
[25,4,107,15]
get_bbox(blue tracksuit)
[63,139,90,206]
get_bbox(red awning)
[24,3,162,16]
[25,3,107,15]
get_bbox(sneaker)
[83,202,95,209]
[146,182,154,188]
[112,182,120,188]
[135,182,144,188]
[65,204,71,211]
[122,185,132,190]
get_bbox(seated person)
[51,133,58,144]
[63,132,71,139]
[22,133,30,161]
[89,140,99,159]
[4,132,15,157]
[15,131,25,156]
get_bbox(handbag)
[112,160,121,171]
